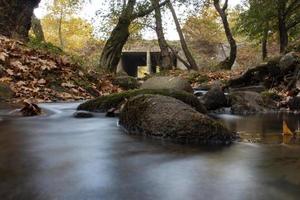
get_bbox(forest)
[0,0,300,199]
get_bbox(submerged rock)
[202,87,228,110]
[0,83,14,101]
[20,100,41,117]
[77,89,207,114]
[119,94,235,144]
[73,111,94,118]
[141,76,193,93]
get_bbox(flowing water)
[0,103,300,200]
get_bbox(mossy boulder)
[77,89,207,114]
[141,76,193,93]
[229,91,272,115]
[0,83,14,101]
[202,87,228,110]
[112,75,140,90]
[119,94,235,144]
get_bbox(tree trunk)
[168,1,198,71]
[214,0,237,70]
[100,17,131,73]
[99,0,167,72]
[31,14,45,42]
[58,8,64,49]
[0,0,40,41]
[278,11,289,53]
[152,0,172,70]
[262,28,268,60]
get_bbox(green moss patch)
[77,89,207,114]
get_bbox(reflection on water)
[0,103,300,200]
[215,112,300,144]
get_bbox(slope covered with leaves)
[0,36,122,103]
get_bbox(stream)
[0,103,300,200]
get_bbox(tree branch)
[287,18,300,30]
[165,43,192,70]
[284,0,299,16]
[132,0,168,19]
[222,0,228,11]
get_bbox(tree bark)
[262,28,268,60]
[278,1,289,53]
[0,0,41,41]
[58,8,64,49]
[31,14,45,42]
[167,1,198,71]
[99,0,135,73]
[214,0,237,70]
[99,17,131,73]
[152,0,172,70]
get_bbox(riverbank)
[0,36,122,103]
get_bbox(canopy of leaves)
[41,15,94,53]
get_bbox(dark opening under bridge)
[116,50,186,77]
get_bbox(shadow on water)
[0,103,300,200]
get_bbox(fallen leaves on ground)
[0,36,122,103]
[165,69,244,88]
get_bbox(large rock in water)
[202,87,228,110]
[119,94,235,144]
[229,91,270,115]
[78,89,207,114]
[0,83,14,101]
[141,76,193,93]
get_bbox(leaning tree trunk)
[168,1,198,71]
[214,0,237,70]
[0,0,41,41]
[99,0,168,72]
[99,17,131,72]
[152,0,172,70]
[31,14,45,42]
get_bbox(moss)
[261,90,281,101]
[186,73,209,84]
[27,37,63,55]
[112,76,140,90]
[78,89,207,114]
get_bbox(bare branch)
[222,0,228,11]
[132,0,168,20]
[166,43,192,70]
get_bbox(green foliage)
[235,0,300,42]
[41,15,94,53]
[28,36,63,54]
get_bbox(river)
[0,103,299,200]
